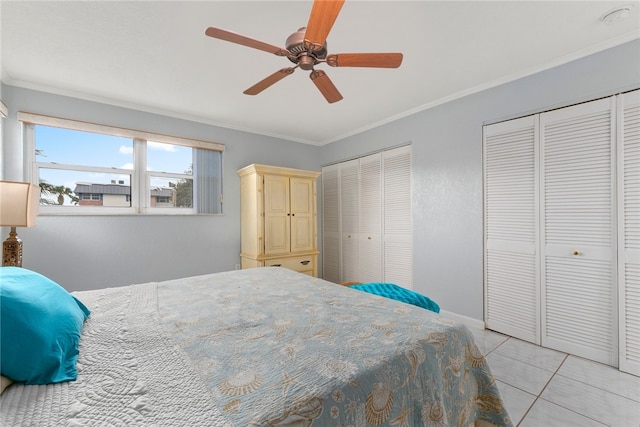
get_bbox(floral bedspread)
[157,268,513,426]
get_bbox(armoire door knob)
[572,250,581,256]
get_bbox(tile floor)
[469,328,640,427]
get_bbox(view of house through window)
[146,141,194,209]
[25,116,223,214]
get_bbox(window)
[20,112,224,215]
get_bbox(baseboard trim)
[439,310,485,330]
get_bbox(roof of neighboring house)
[74,183,130,195]
[74,183,174,197]
[150,187,173,197]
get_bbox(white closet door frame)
[540,96,618,366]
[618,90,640,376]
[484,115,540,343]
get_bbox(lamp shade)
[0,181,40,227]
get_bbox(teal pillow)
[0,267,90,384]
[349,282,440,313]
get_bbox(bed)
[1,267,512,426]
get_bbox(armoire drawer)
[264,255,315,274]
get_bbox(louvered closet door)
[484,116,539,343]
[541,97,617,366]
[359,153,383,283]
[383,146,413,288]
[322,164,340,283]
[340,159,361,283]
[619,90,640,375]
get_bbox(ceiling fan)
[204,0,403,103]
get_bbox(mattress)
[1,267,512,426]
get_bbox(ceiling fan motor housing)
[286,27,327,70]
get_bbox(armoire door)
[263,174,291,255]
[619,90,640,376]
[540,97,617,366]
[484,115,540,343]
[289,177,315,253]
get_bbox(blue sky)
[35,125,192,205]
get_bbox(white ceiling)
[1,1,639,145]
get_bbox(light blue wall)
[2,40,639,321]
[321,39,640,320]
[0,86,322,291]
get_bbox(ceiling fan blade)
[326,53,403,68]
[205,27,289,56]
[304,0,345,52]
[243,68,295,95]
[309,70,343,103]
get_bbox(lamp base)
[3,227,23,267]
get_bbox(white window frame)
[20,112,224,215]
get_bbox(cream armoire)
[238,164,320,277]
[483,90,639,375]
